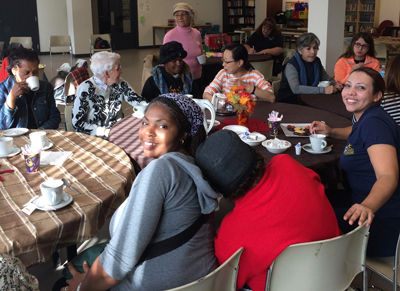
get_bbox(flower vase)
[237,110,249,127]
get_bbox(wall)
[66,0,93,54]
[137,0,222,47]
[256,0,267,28]
[36,0,69,52]
[379,0,400,26]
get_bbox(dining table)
[300,92,353,120]
[109,101,352,185]
[0,130,135,267]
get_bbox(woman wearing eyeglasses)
[203,44,275,103]
[244,17,284,76]
[334,32,379,84]
[163,3,205,91]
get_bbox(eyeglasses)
[262,25,272,31]
[110,65,122,72]
[222,59,236,64]
[174,12,189,18]
[354,42,370,50]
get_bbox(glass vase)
[237,110,249,127]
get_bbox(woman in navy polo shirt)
[311,67,400,256]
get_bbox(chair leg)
[50,50,53,70]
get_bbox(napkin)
[216,118,270,132]
[40,151,73,166]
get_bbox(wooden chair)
[166,248,244,291]
[89,34,112,55]
[370,20,394,37]
[49,35,72,70]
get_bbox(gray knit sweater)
[100,152,220,290]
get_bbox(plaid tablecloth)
[0,130,135,267]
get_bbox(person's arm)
[0,79,19,129]
[203,70,225,101]
[244,44,256,54]
[244,33,257,54]
[320,68,341,93]
[141,76,160,102]
[39,82,61,129]
[257,34,284,56]
[191,77,202,99]
[334,58,351,84]
[118,79,148,105]
[285,63,325,95]
[310,121,352,140]
[258,47,283,56]
[344,144,399,226]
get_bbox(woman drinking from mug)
[277,32,342,104]
[244,17,284,76]
[141,41,201,100]
[334,32,379,84]
[311,67,400,256]
[61,93,219,291]
[203,44,275,103]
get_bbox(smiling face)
[262,24,272,38]
[139,103,186,158]
[298,41,319,63]
[342,71,382,120]
[11,59,39,82]
[164,57,183,75]
[174,10,191,27]
[352,37,369,60]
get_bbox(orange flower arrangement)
[226,86,256,115]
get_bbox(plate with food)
[2,128,29,137]
[281,123,312,137]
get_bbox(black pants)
[326,189,400,257]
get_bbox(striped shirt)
[204,69,273,100]
[381,92,400,126]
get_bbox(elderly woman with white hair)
[163,2,205,90]
[72,51,146,138]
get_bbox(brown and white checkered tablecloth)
[0,130,135,267]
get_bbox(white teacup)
[0,137,13,155]
[318,81,330,88]
[133,102,149,118]
[26,76,40,91]
[197,54,206,65]
[40,180,65,206]
[30,131,46,149]
[309,134,327,152]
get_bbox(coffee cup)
[40,180,65,205]
[133,102,148,118]
[309,134,327,152]
[318,81,330,88]
[0,137,13,155]
[197,54,206,65]
[26,76,40,91]
[30,131,46,149]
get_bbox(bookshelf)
[345,0,380,35]
[223,0,256,35]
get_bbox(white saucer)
[2,128,29,137]
[32,192,73,211]
[42,142,54,150]
[302,143,332,155]
[0,147,21,158]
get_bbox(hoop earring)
[180,140,185,145]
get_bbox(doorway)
[97,0,138,50]
[0,0,40,51]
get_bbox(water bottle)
[380,65,385,78]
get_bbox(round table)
[0,130,135,267]
[109,102,352,184]
[300,92,353,120]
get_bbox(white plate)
[0,147,21,158]
[2,128,29,137]
[239,132,266,146]
[281,123,311,138]
[32,192,73,211]
[207,119,221,129]
[222,125,249,135]
[42,142,53,150]
[302,143,332,155]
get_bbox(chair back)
[265,224,369,291]
[142,53,159,89]
[65,104,75,132]
[251,60,273,81]
[90,34,112,55]
[9,37,33,49]
[283,48,295,60]
[166,247,244,291]
[272,80,280,94]
[374,43,387,66]
[49,35,72,70]
[378,20,394,36]
[366,232,400,290]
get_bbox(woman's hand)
[257,49,269,55]
[310,121,332,136]
[324,85,337,94]
[7,82,30,109]
[228,79,253,92]
[62,261,90,291]
[351,63,364,72]
[343,203,374,227]
[334,82,343,91]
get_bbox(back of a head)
[90,51,120,78]
[385,54,400,94]
[195,130,259,197]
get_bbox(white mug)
[30,131,46,149]
[309,134,327,152]
[318,81,330,88]
[133,102,149,118]
[40,180,65,205]
[26,76,40,91]
[197,54,206,65]
[192,99,216,134]
[0,137,13,155]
